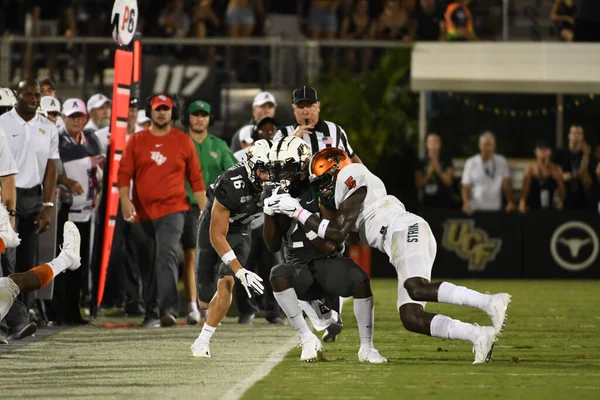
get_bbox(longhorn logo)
[550,221,599,271]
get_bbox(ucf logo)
[442,219,501,271]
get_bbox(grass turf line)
[243,279,600,400]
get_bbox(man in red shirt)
[118,94,206,328]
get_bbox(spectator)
[409,0,445,41]
[518,140,566,213]
[574,0,600,42]
[118,94,206,328]
[553,124,593,210]
[551,0,575,42]
[307,0,341,40]
[461,131,515,213]
[85,93,111,131]
[225,0,263,80]
[0,78,59,338]
[40,96,65,131]
[40,78,57,98]
[262,0,306,86]
[340,0,376,74]
[230,91,277,153]
[158,0,191,38]
[136,110,151,131]
[444,0,477,41]
[590,159,600,213]
[375,0,412,41]
[415,132,456,208]
[181,100,237,325]
[234,116,278,162]
[191,0,221,60]
[54,98,104,325]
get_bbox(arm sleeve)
[461,158,473,185]
[117,135,135,188]
[0,126,18,177]
[48,124,60,159]
[186,137,205,192]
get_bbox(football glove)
[235,268,264,298]
[270,194,303,219]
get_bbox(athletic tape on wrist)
[296,208,312,225]
[317,219,330,239]
[305,230,318,240]
[221,250,237,265]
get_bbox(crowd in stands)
[415,127,600,214]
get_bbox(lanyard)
[482,156,495,179]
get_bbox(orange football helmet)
[309,148,351,206]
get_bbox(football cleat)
[0,277,20,322]
[187,311,201,325]
[0,204,20,249]
[160,314,177,327]
[299,334,323,362]
[60,221,81,271]
[358,347,388,364]
[191,338,211,358]
[472,326,497,364]
[322,319,343,343]
[486,293,511,335]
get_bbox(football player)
[264,136,387,363]
[190,140,271,358]
[266,148,511,364]
[0,205,81,323]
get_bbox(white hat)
[87,93,111,111]
[137,109,150,124]
[252,91,277,108]
[0,88,16,108]
[62,98,87,116]
[239,125,254,144]
[41,96,61,113]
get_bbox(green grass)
[244,279,600,400]
[1,280,599,399]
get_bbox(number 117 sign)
[111,0,138,46]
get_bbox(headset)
[145,93,180,122]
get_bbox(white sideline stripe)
[221,336,299,400]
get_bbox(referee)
[273,86,362,163]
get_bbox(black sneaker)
[8,322,37,340]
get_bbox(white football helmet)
[245,139,273,191]
[268,136,311,195]
[0,88,16,115]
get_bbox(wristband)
[221,250,237,265]
[305,230,318,240]
[296,208,312,225]
[43,202,55,208]
[317,219,330,239]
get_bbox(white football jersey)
[334,163,407,252]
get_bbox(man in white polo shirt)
[461,131,515,213]
[84,93,111,131]
[0,78,59,332]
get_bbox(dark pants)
[574,19,600,42]
[50,206,91,323]
[102,205,144,310]
[0,186,44,331]
[270,256,369,301]
[135,212,185,320]
[195,216,252,315]
[247,225,281,319]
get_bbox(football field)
[1,279,599,399]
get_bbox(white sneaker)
[472,326,497,364]
[299,334,322,362]
[191,338,211,358]
[486,293,511,335]
[0,277,20,322]
[60,221,81,271]
[187,311,201,325]
[0,204,20,249]
[358,347,388,364]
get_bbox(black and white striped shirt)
[273,119,355,157]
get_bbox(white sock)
[338,296,344,315]
[437,282,490,310]
[430,314,480,343]
[188,302,199,314]
[198,324,216,343]
[46,253,72,277]
[274,289,313,342]
[353,297,374,350]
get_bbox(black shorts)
[182,204,201,251]
[270,256,369,301]
[195,221,252,303]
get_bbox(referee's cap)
[292,86,318,105]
